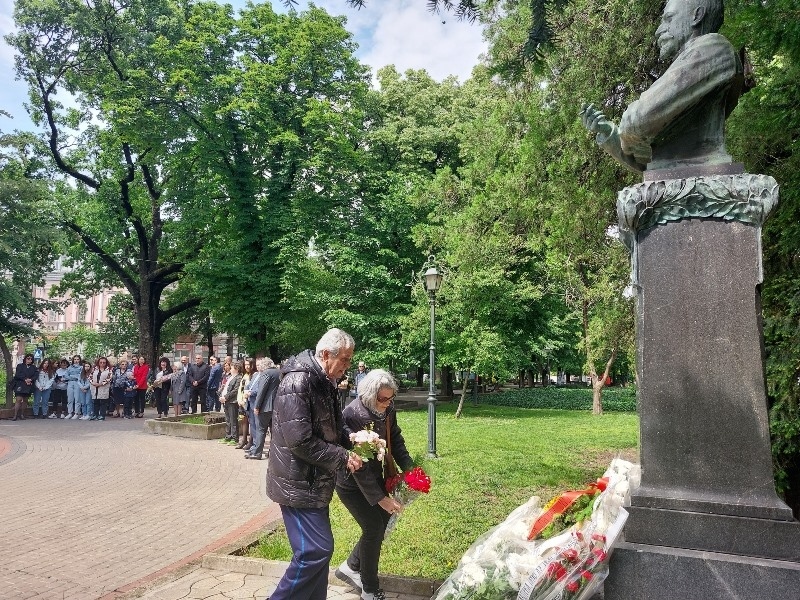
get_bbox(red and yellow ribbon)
[527,477,609,541]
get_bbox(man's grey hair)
[358,368,398,412]
[257,357,275,370]
[315,328,355,358]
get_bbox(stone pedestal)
[605,174,800,600]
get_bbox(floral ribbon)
[527,477,609,541]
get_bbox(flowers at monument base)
[432,459,636,600]
[384,466,432,537]
[349,425,386,462]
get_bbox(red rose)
[565,580,580,593]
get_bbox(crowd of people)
[11,328,413,600]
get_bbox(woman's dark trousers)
[336,487,390,594]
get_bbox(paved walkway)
[0,409,434,600]
[0,410,276,600]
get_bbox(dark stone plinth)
[633,218,788,522]
[605,542,800,600]
[603,216,800,600]
[624,506,800,562]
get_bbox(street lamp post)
[422,256,443,458]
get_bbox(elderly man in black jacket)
[266,328,363,600]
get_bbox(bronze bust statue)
[581,0,744,174]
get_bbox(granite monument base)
[605,542,800,600]
[605,175,800,599]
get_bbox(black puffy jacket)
[266,350,351,508]
[335,399,415,506]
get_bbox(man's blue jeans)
[270,505,334,600]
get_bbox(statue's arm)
[580,103,647,173]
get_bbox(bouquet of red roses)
[384,466,431,537]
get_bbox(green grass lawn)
[248,403,639,581]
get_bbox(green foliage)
[476,386,636,412]
[724,1,800,508]
[250,403,639,579]
[49,325,106,361]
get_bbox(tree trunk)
[442,365,453,397]
[416,366,424,387]
[1,336,14,407]
[204,314,214,357]
[454,370,470,418]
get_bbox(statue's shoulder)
[675,34,740,75]
[684,33,737,61]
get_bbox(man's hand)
[254,408,260,415]
[346,451,363,473]
[378,496,404,515]
[580,103,615,139]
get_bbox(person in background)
[247,357,280,460]
[11,353,37,421]
[350,361,368,405]
[50,358,69,418]
[266,328,362,600]
[178,355,190,413]
[221,362,242,443]
[111,358,131,418]
[235,358,255,449]
[206,356,222,412]
[153,357,173,418]
[78,361,93,420]
[33,358,54,419]
[187,353,210,414]
[132,355,150,418]
[334,369,412,600]
[242,358,263,454]
[90,356,113,421]
[171,360,188,418]
[64,354,83,419]
[338,373,350,407]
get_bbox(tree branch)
[63,220,140,304]
[159,297,202,323]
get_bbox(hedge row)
[475,386,637,412]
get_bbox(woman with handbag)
[334,369,414,600]
[11,353,38,421]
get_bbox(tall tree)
[9,0,207,363]
[0,128,61,405]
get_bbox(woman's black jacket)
[335,398,414,506]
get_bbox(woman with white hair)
[334,369,415,600]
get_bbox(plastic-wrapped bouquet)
[349,426,387,462]
[384,466,431,537]
[433,458,636,600]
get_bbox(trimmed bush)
[476,386,637,412]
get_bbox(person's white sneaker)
[60,413,68,419]
[361,590,385,600]
[80,415,90,420]
[71,413,79,419]
[334,561,362,590]
[48,413,57,419]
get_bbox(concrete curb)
[201,553,444,598]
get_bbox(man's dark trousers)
[249,410,272,457]
[206,388,220,412]
[270,505,333,600]
[189,386,206,414]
